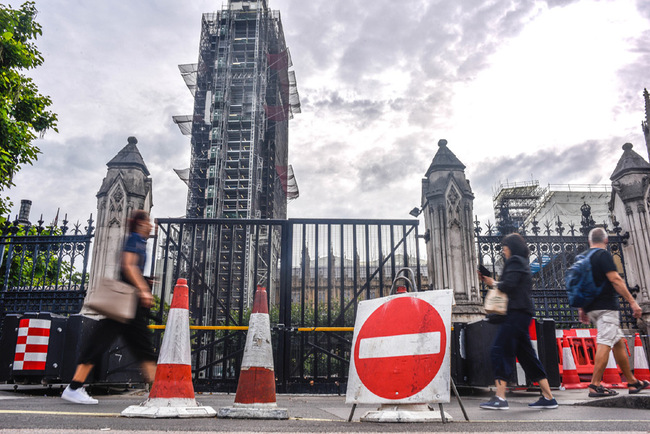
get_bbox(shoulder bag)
[484,286,508,315]
[83,277,138,323]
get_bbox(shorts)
[587,309,625,348]
[78,306,157,365]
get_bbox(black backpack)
[565,248,604,308]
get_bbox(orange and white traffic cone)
[633,333,650,382]
[122,279,216,418]
[561,338,587,389]
[218,286,288,419]
[601,351,625,388]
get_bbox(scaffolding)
[172,0,300,325]
[492,181,545,234]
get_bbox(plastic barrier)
[556,329,632,382]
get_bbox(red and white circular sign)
[352,296,447,400]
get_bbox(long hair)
[128,209,149,233]
[502,233,529,258]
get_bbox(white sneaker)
[61,385,98,404]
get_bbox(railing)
[152,217,423,392]
[0,216,94,321]
[475,212,636,329]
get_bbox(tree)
[0,2,57,216]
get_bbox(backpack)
[565,248,604,308]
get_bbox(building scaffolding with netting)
[492,181,545,234]
[172,0,300,323]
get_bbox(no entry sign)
[345,290,453,404]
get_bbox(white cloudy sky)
[6,0,650,229]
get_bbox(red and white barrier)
[218,286,288,419]
[122,279,216,418]
[561,338,587,389]
[13,319,50,371]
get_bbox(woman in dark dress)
[61,210,157,404]
[478,233,557,410]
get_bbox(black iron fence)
[0,216,94,320]
[152,218,423,392]
[475,213,636,329]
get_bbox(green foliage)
[0,2,58,216]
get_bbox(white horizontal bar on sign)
[358,332,441,359]
[25,336,49,345]
[23,353,47,362]
[28,320,51,329]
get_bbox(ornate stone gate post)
[610,142,650,329]
[421,139,483,322]
[83,137,153,314]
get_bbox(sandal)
[588,384,618,398]
[628,380,650,394]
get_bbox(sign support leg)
[347,403,356,422]
[451,379,469,421]
[438,403,447,423]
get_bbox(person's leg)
[71,363,94,384]
[69,319,121,387]
[611,338,637,384]
[140,360,157,383]
[591,343,611,386]
[490,319,516,399]
[123,306,158,383]
[511,313,553,400]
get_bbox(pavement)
[0,384,649,433]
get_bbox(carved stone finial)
[438,139,448,147]
[128,136,138,145]
[623,142,633,151]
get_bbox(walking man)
[579,227,649,397]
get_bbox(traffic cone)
[561,338,587,389]
[601,351,625,388]
[122,279,216,418]
[633,333,650,382]
[218,286,288,419]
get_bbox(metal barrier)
[152,218,423,392]
[476,210,636,329]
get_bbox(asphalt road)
[1,385,649,433]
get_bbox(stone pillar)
[641,89,650,161]
[610,142,650,330]
[84,137,153,314]
[421,139,483,323]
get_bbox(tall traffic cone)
[122,279,216,418]
[218,286,288,419]
[633,333,650,382]
[561,338,587,389]
[601,351,625,388]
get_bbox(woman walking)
[61,210,157,404]
[477,233,558,410]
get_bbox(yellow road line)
[0,410,120,417]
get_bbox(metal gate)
[475,212,636,329]
[0,217,94,322]
[152,218,423,392]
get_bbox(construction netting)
[179,63,198,96]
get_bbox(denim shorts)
[587,310,625,348]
